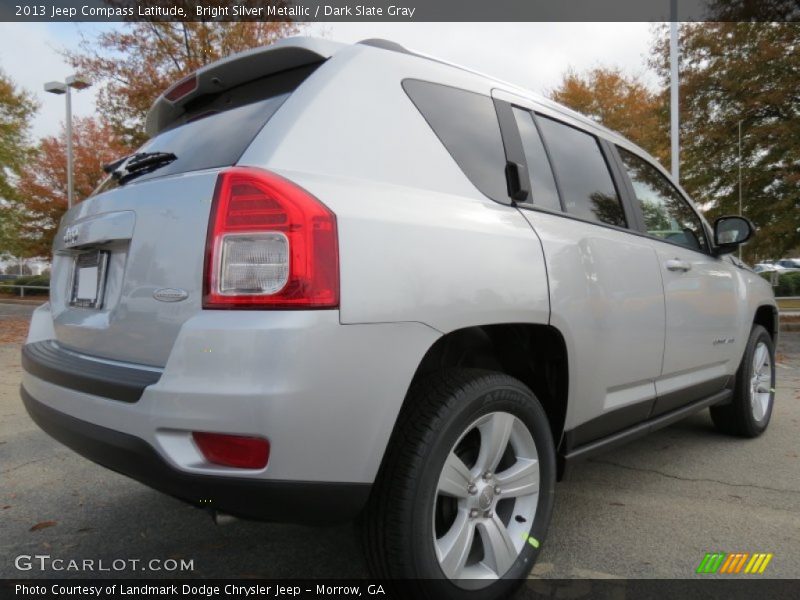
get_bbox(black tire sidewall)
[410,374,556,599]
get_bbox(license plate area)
[69,250,109,309]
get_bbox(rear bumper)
[21,386,370,523]
[21,303,441,521]
[21,340,161,403]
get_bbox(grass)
[777,297,800,311]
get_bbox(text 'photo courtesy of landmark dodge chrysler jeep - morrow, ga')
[20,37,778,598]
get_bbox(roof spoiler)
[144,37,344,138]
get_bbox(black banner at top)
[1,0,800,22]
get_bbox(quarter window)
[618,147,708,252]
[403,80,509,203]
[536,116,626,228]
[512,108,561,211]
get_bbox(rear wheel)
[361,369,555,599]
[710,324,775,437]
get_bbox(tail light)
[192,432,270,469]
[203,167,339,309]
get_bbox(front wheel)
[710,324,776,437]
[361,369,556,599]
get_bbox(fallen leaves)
[0,317,30,344]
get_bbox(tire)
[361,368,556,600]
[710,324,776,437]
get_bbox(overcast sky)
[0,22,659,141]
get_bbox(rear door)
[495,91,666,445]
[613,146,743,415]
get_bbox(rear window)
[402,79,508,203]
[96,65,318,193]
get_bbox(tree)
[4,262,31,276]
[549,67,668,165]
[650,23,800,261]
[13,117,130,257]
[0,70,37,259]
[0,69,37,200]
[67,19,302,146]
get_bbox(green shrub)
[8,274,50,296]
[770,271,800,297]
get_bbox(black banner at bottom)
[3,579,800,600]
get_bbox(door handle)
[665,259,692,272]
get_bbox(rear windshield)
[95,64,319,193]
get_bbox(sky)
[0,21,659,141]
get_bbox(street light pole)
[670,0,680,181]
[65,83,74,209]
[44,75,91,210]
[738,119,743,260]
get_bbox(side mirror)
[713,216,754,255]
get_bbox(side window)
[536,116,627,228]
[512,108,561,211]
[617,147,708,252]
[402,80,509,203]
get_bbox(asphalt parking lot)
[1,302,798,581]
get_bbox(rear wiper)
[105,151,178,184]
[102,154,133,174]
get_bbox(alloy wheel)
[432,411,540,586]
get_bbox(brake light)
[192,432,270,469]
[164,73,197,102]
[203,167,339,309]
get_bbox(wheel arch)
[378,323,569,477]
[753,304,779,341]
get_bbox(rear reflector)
[203,167,339,309]
[192,432,270,469]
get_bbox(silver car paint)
[240,46,551,329]
[50,170,218,367]
[25,305,439,483]
[521,210,666,430]
[26,38,777,486]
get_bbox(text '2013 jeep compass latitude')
[21,37,778,597]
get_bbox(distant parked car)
[776,258,800,270]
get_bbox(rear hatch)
[49,39,336,367]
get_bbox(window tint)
[512,108,561,211]
[95,65,320,194]
[536,116,626,227]
[403,80,509,203]
[618,147,708,252]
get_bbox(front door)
[615,147,742,415]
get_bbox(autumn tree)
[651,23,800,261]
[67,19,302,146]
[0,69,37,259]
[549,67,668,165]
[14,117,130,256]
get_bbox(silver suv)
[22,38,777,596]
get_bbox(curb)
[0,298,47,306]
